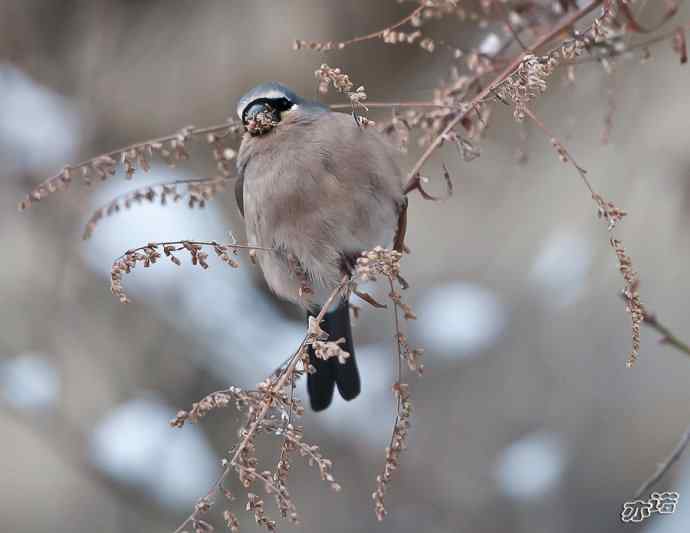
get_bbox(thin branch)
[627,302,690,496]
[294,5,424,51]
[567,19,690,63]
[330,101,449,110]
[635,425,690,498]
[643,314,690,356]
[631,302,690,496]
[337,5,424,48]
[495,1,528,51]
[621,296,690,357]
[521,106,595,194]
[404,1,603,187]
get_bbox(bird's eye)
[270,97,294,112]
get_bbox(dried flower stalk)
[18,121,242,211]
[353,248,424,519]
[171,277,352,533]
[522,105,644,366]
[314,64,372,124]
[110,240,270,304]
[83,176,229,240]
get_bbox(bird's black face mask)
[242,97,294,136]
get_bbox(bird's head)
[236,82,300,136]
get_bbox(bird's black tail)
[306,301,360,411]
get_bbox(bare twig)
[641,309,690,357]
[635,426,690,498]
[629,302,690,496]
[294,5,425,51]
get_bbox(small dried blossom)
[445,131,480,162]
[83,177,228,240]
[373,382,412,521]
[223,511,240,532]
[611,237,644,368]
[206,125,243,176]
[245,110,279,136]
[192,518,214,533]
[292,39,343,52]
[287,253,313,298]
[314,64,354,94]
[314,64,371,119]
[348,85,368,109]
[355,247,402,282]
[170,387,255,428]
[382,28,423,45]
[397,331,425,375]
[380,110,411,152]
[273,432,296,505]
[673,27,688,64]
[591,193,640,367]
[388,288,425,374]
[311,338,351,365]
[110,240,254,303]
[593,193,627,231]
[245,493,277,531]
[19,122,241,211]
[275,426,341,492]
[496,53,558,121]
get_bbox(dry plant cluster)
[18,0,690,531]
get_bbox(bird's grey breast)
[236,111,404,305]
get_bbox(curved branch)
[18,122,242,211]
[82,177,230,240]
[404,1,603,187]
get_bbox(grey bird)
[235,82,406,411]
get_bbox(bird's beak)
[244,102,269,123]
[243,102,280,135]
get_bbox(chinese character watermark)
[621,492,679,523]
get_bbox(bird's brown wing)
[393,196,408,253]
[234,174,244,217]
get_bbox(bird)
[235,82,406,411]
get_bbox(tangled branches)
[17,1,690,530]
[163,248,422,531]
[18,121,242,211]
[301,0,690,367]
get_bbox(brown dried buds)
[110,240,251,303]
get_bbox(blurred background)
[2,1,690,532]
